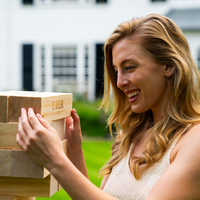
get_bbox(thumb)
[36,113,54,131]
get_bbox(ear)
[165,65,175,77]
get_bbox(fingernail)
[36,113,42,118]
[21,108,25,112]
[73,109,77,114]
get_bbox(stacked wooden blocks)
[0,91,72,200]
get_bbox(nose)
[117,72,129,90]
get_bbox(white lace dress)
[103,126,190,200]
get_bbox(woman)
[17,13,200,199]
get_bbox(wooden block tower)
[0,91,72,200]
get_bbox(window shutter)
[22,0,34,5]
[96,0,107,3]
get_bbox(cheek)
[138,75,166,96]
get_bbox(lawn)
[37,138,113,200]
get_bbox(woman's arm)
[17,108,118,200]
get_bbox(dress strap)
[165,124,192,166]
[172,124,192,147]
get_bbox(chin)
[131,106,147,114]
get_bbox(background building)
[0,0,200,100]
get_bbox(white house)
[0,0,200,100]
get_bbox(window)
[22,0,34,5]
[53,46,77,92]
[41,46,45,91]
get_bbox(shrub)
[73,99,109,137]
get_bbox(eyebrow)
[113,58,139,69]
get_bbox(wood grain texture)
[8,92,72,122]
[12,197,35,200]
[0,195,16,200]
[50,118,65,141]
[0,91,38,123]
[0,120,66,150]
[0,140,67,179]
[0,95,8,123]
[0,149,46,179]
[0,174,57,197]
[0,196,35,200]
[0,150,11,176]
[0,122,22,150]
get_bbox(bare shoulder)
[172,122,200,172]
[171,123,200,162]
[146,123,200,200]
[178,123,200,151]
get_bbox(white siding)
[0,0,200,99]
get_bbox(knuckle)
[35,129,41,136]
[28,115,34,121]
[29,135,35,143]
[21,120,26,126]
[18,129,23,135]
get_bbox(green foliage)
[73,99,109,137]
[36,139,113,200]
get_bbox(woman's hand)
[16,107,66,171]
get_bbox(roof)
[166,8,200,31]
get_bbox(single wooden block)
[0,149,45,179]
[0,91,38,123]
[0,174,58,197]
[0,119,66,150]
[0,122,21,150]
[0,140,67,179]
[8,92,72,122]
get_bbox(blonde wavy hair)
[99,13,200,180]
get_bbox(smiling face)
[112,37,170,122]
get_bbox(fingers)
[27,108,41,130]
[71,109,81,133]
[36,113,54,132]
[17,116,30,150]
[16,133,27,150]
[65,116,73,128]
[21,108,33,134]
[17,108,43,147]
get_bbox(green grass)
[36,138,112,200]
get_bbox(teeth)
[128,90,140,98]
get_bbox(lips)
[125,89,140,103]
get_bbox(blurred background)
[0,0,200,199]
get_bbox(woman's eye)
[125,66,135,71]
[114,70,118,75]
